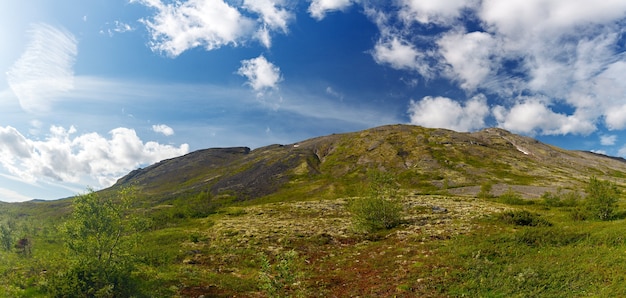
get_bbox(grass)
[2,186,626,296]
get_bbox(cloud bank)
[0,125,188,188]
[369,0,626,134]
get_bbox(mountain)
[111,124,626,203]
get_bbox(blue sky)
[2,0,626,202]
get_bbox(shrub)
[585,177,620,221]
[49,187,142,297]
[349,196,403,232]
[348,171,403,232]
[498,210,552,227]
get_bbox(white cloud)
[152,124,175,136]
[600,135,617,146]
[243,0,292,33]
[135,0,295,54]
[493,99,595,135]
[408,94,489,132]
[358,0,626,136]
[371,36,432,78]
[0,187,32,202]
[398,0,473,25]
[0,125,188,188]
[325,86,344,100]
[101,20,135,36]
[237,55,282,92]
[243,0,293,48]
[134,0,255,57]
[437,30,502,91]
[309,0,355,20]
[6,23,77,113]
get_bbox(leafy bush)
[348,171,403,232]
[349,196,403,232]
[49,187,143,297]
[585,177,621,221]
[498,210,552,227]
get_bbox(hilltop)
[111,124,626,204]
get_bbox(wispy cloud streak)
[6,23,77,113]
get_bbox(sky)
[1,0,626,202]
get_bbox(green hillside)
[1,124,626,297]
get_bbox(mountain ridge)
[109,124,626,204]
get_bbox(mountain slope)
[111,124,626,204]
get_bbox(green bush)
[49,187,143,297]
[585,177,620,221]
[349,196,403,232]
[498,210,552,227]
[348,171,403,232]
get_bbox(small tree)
[349,171,403,232]
[585,177,621,221]
[50,186,141,297]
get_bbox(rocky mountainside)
[111,124,626,203]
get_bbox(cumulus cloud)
[237,55,282,92]
[134,0,255,57]
[600,135,617,146]
[6,23,77,113]
[243,0,293,48]
[371,36,433,78]
[493,99,595,135]
[357,0,626,135]
[134,0,294,54]
[309,0,355,20]
[398,0,472,25]
[0,125,188,188]
[152,124,175,136]
[237,55,283,109]
[408,95,489,132]
[437,30,501,90]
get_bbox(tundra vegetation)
[0,175,625,297]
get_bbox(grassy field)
[1,182,626,297]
